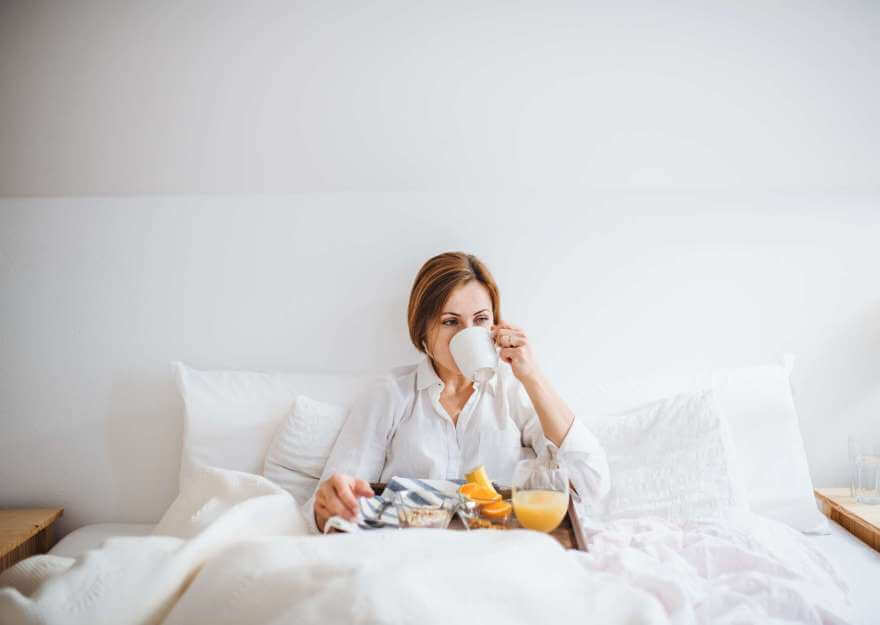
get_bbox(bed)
[1,358,875,624]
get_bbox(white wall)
[1,1,878,195]
[1,1,879,536]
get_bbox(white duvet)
[0,465,857,625]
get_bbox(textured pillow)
[262,395,350,503]
[570,356,828,534]
[587,389,749,523]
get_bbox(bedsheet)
[809,519,880,625]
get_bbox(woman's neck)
[430,359,470,394]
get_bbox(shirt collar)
[416,356,498,397]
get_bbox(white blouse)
[302,356,610,533]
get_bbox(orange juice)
[512,489,569,532]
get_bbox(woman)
[305,252,610,533]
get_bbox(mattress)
[46,518,880,622]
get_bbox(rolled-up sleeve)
[301,376,398,534]
[513,383,611,503]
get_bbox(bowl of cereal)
[393,489,458,529]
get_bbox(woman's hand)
[314,473,374,532]
[491,321,540,383]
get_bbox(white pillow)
[712,361,828,534]
[587,389,749,522]
[172,362,375,487]
[262,395,349,503]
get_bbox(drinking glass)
[511,452,570,532]
[849,434,880,505]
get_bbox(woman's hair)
[407,252,501,354]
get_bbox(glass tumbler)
[849,434,880,504]
[511,451,570,532]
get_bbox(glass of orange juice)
[511,453,569,533]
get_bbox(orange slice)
[458,483,502,503]
[464,465,498,496]
[480,500,512,520]
[458,482,480,498]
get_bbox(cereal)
[398,505,453,528]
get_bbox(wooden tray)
[367,482,589,552]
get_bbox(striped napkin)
[322,477,466,533]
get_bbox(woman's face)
[424,280,495,378]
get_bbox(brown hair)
[407,252,501,354]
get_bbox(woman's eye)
[444,317,488,326]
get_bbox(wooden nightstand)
[0,508,64,572]
[815,488,880,552]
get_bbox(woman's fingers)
[499,346,523,363]
[318,496,354,523]
[493,321,539,382]
[330,475,360,515]
[316,474,373,531]
[316,496,337,531]
[493,321,524,333]
[316,474,375,531]
[353,478,375,497]
[491,322,525,342]
[493,331,526,347]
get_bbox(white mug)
[449,326,499,383]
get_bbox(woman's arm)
[493,321,610,500]
[513,377,611,499]
[492,321,573,446]
[519,372,574,447]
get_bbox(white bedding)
[42,516,880,625]
[810,520,880,624]
[0,465,863,625]
[48,523,155,558]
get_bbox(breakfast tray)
[366,481,589,552]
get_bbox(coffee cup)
[449,326,499,383]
